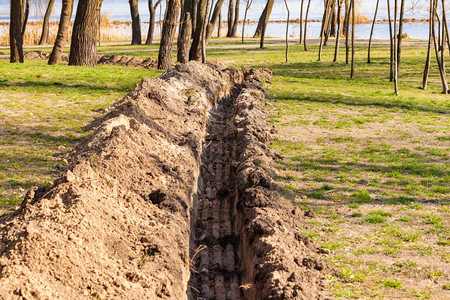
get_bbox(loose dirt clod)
[0,62,327,299]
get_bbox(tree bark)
[350,0,355,78]
[178,12,192,62]
[387,0,394,81]
[49,0,74,65]
[284,0,290,63]
[201,0,210,62]
[129,0,142,45]
[146,0,162,44]
[259,0,274,48]
[299,0,304,44]
[303,0,311,51]
[231,0,239,37]
[423,0,433,89]
[69,0,103,66]
[333,1,341,62]
[253,0,274,38]
[190,0,207,60]
[39,0,56,45]
[206,0,225,39]
[367,0,379,63]
[10,0,24,63]
[158,0,181,69]
[22,0,30,38]
[396,0,405,69]
[226,0,234,37]
[242,0,252,42]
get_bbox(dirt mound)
[0,62,327,299]
[232,79,329,299]
[24,51,50,60]
[98,55,158,69]
[23,51,158,68]
[0,61,241,299]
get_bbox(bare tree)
[367,0,379,63]
[303,0,311,51]
[230,0,239,37]
[10,0,25,63]
[423,0,433,89]
[253,0,274,37]
[241,0,252,43]
[158,0,181,69]
[48,0,74,65]
[39,0,56,45]
[206,0,225,39]
[284,0,290,63]
[299,0,304,44]
[333,0,342,62]
[146,0,162,44]
[226,0,234,37]
[318,0,333,61]
[129,0,142,45]
[259,0,274,48]
[68,0,103,66]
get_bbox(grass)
[1,41,449,299]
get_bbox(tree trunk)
[178,12,192,62]
[49,0,74,65]
[393,0,399,95]
[396,0,405,69]
[226,0,234,37]
[350,0,355,78]
[129,0,142,45]
[345,0,351,64]
[190,0,207,60]
[303,0,311,51]
[147,0,163,45]
[218,12,221,37]
[201,0,210,62]
[158,0,181,69]
[333,1,341,62]
[319,0,333,61]
[231,0,239,37]
[39,0,56,45]
[367,0,379,63]
[10,0,24,63]
[299,0,304,44]
[69,0,103,66]
[433,0,449,93]
[259,0,274,48]
[206,0,225,39]
[423,0,433,89]
[22,0,30,38]
[387,0,394,81]
[242,0,252,42]
[253,0,274,38]
[284,0,290,63]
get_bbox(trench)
[188,95,243,300]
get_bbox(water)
[0,0,432,40]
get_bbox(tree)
[284,0,290,63]
[10,0,25,63]
[259,0,274,48]
[39,0,56,45]
[226,0,235,37]
[241,0,252,43]
[367,0,379,63]
[146,0,162,44]
[190,0,207,60]
[49,0,74,65]
[230,0,239,37]
[129,0,142,45]
[333,0,342,62]
[303,0,311,51]
[299,0,304,44]
[68,0,103,66]
[177,12,192,63]
[253,0,274,38]
[206,0,225,39]
[158,0,181,69]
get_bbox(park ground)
[0,38,449,299]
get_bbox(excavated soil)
[0,62,328,299]
[23,51,158,68]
